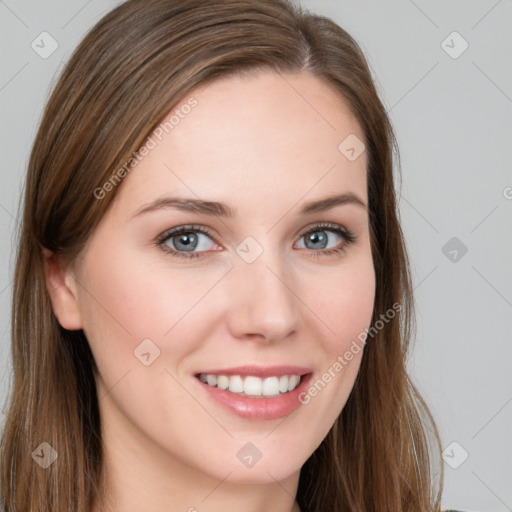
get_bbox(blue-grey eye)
[297,229,343,250]
[165,231,215,253]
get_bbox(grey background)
[1,0,511,510]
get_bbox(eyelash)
[155,222,357,261]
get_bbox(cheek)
[311,261,376,355]
[76,244,229,367]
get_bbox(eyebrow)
[132,192,367,219]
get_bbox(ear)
[42,248,83,330]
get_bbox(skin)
[44,70,376,512]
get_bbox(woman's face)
[61,70,375,488]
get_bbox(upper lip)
[195,365,312,378]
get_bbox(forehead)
[113,70,367,218]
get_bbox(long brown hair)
[0,0,443,510]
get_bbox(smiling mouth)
[195,373,307,398]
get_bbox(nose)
[224,248,302,344]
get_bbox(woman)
[0,0,458,510]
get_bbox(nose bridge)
[226,239,301,341]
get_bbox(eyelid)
[296,221,355,242]
[155,223,219,245]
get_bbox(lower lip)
[195,373,313,421]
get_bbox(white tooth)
[204,373,301,395]
[278,375,289,393]
[287,375,300,391]
[244,376,263,396]
[229,375,244,393]
[217,375,229,390]
[262,377,280,396]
